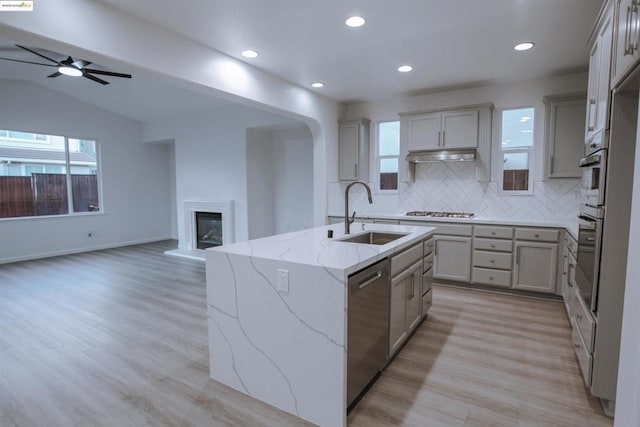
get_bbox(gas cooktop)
[405,211,475,219]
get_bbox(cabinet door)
[595,9,613,132]
[441,110,479,148]
[406,267,422,332]
[407,113,441,151]
[545,95,586,178]
[434,236,472,282]
[513,242,558,293]
[612,0,638,88]
[339,121,359,181]
[389,274,408,355]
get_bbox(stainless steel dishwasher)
[347,258,390,408]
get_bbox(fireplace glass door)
[196,212,222,249]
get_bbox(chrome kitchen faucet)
[344,181,373,234]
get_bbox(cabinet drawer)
[422,288,433,316]
[423,238,434,256]
[572,319,593,388]
[422,252,434,273]
[390,243,423,278]
[472,267,511,288]
[473,250,512,270]
[474,238,513,252]
[573,287,596,353]
[422,268,432,295]
[434,224,473,236]
[474,225,514,239]
[515,227,560,242]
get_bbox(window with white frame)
[376,121,400,191]
[0,129,100,218]
[499,108,534,193]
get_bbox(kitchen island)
[205,223,435,427]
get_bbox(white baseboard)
[0,235,175,264]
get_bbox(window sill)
[0,211,105,222]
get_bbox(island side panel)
[206,250,348,427]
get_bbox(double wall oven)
[576,130,607,312]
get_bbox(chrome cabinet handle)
[516,247,520,265]
[354,163,358,178]
[626,4,633,55]
[438,130,442,147]
[632,0,640,53]
[442,130,445,147]
[358,271,381,289]
[587,99,596,132]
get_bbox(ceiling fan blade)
[47,72,62,78]
[60,56,74,66]
[83,73,109,85]
[0,57,58,67]
[72,60,91,69]
[83,68,132,78]
[15,44,60,64]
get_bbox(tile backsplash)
[328,162,582,220]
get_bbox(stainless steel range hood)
[405,148,477,163]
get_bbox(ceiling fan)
[0,44,132,85]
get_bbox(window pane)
[379,121,400,156]
[501,108,534,148]
[379,158,398,190]
[8,131,35,140]
[0,131,68,218]
[69,139,100,212]
[503,152,529,191]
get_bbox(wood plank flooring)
[0,241,612,426]
[348,285,613,427]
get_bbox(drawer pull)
[575,343,581,349]
[576,314,582,320]
[491,244,495,248]
[491,232,496,235]
[490,259,495,263]
[489,276,494,280]
[535,234,540,238]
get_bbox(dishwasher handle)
[358,271,382,289]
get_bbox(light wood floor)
[0,241,612,426]
[348,286,613,427]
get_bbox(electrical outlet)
[277,269,289,293]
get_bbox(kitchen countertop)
[328,212,579,241]
[209,222,436,276]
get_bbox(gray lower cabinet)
[513,241,559,293]
[433,235,471,282]
[389,260,422,356]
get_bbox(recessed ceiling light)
[514,42,534,51]
[345,16,365,27]
[397,65,413,73]
[241,50,259,58]
[311,82,324,88]
[58,66,82,77]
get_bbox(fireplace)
[196,211,222,249]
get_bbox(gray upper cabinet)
[612,0,639,88]
[404,109,478,151]
[338,119,370,181]
[544,93,587,179]
[586,1,613,142]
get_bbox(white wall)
[614,102,640,427]
[247,128,275,239]
[334,73,587,219]
[142,106,302,246]
[0,80,173,263]
[0,1,342,227]
[271,127,314,234]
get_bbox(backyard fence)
[0,173,98,218]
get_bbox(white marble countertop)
[328,212,579,240]
[208,223,436,276]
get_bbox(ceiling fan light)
[58,66,82,77]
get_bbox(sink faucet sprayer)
[344,181,373,234]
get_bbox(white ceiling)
[0,0,604,122]
[98,0,604,103]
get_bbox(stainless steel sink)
[337,231,409,245]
